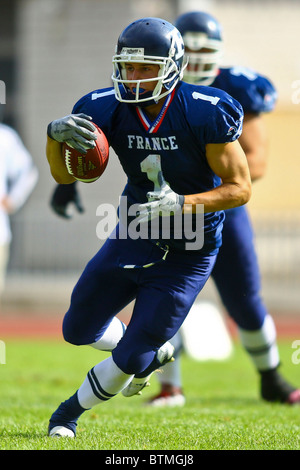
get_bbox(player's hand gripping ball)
[63,124,109,183]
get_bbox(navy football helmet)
[112,17,187,105]
[175,11,223,85]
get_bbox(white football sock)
[157,356,182,388]
[156,331,183,387]
[239,314,280,371]
[77,356,133,409]
[90,317,126,351]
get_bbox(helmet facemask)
[183,32,222,85]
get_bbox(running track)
[1,309,299,339]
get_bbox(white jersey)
[0,124,38,244]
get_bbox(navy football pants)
[212,206,267,330]
[63,231,217,374]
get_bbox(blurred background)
[1,0,299,317]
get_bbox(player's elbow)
[238,180,252,206]
[236,164,252,206]
[225,172,252,208]
[51,169,75,185]
[250,161,267,182]
[227,179,252,209]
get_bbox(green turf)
[0,338,299,450]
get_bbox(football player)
[147,11,300,407]
[46,17,251,437]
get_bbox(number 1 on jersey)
[140,154,163,191]
[192,91,220,105]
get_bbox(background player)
[147,11,300,407]
[0,104,38,302]
[45,17,251,437]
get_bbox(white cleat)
[147,392,186,407]
[122,342,175,397]
[122,376,152,397]
[48,425,75,438]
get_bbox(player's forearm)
[183,181,252,214]
[239,114,269,182]
[46,136,75,184]
[246,149,268,182]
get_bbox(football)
[63,124,109,183]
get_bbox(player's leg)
[212,207,274,353]
[117,249,217,397]
[49,248,217,436]
[49,234,140,437]
[212,207,300,403]
[147,331,186,407]
[147,300,232,407]
[62,233,140,350]
[48,354,135,437]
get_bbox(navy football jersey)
[72,81,243,253]
[212,66,277,114]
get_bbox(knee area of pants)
[227,305,266,330]
[62,319,87,346]
[112,348,155,375]
[62,329,82,346]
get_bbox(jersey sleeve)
[71,87,117,139]
[217,67,277,114]
[203,88,244,144]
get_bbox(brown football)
[63,124,109,183]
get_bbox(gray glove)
[47,113,97,153]
[137,172,185,223]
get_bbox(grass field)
[0,338,299,451]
